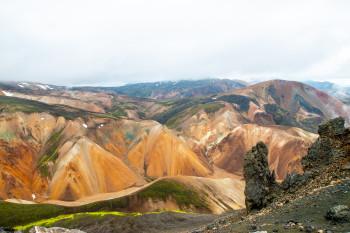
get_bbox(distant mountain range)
[73,79,247,99]
[306,80,350,105]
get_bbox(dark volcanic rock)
[302,117,349,172]
[325,205,350,222]
[243,142,277,212]
[281,172,311,190]
[318,117,345,136]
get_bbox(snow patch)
[3,91,14,96]
[36,84,48,90]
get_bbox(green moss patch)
[0,180,207,229]
[294,94,323,116]
[264,103,321,133]
[37,128,64,177]
[153,98,216,129]
[264,104,298,127]
[0,198,129,228]
[0,201,66,229]
[137,180,208,210]
[0,131,15,141]
[218,94,257,112]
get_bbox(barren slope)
[208,124,317,180]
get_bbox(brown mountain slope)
[86,119,212,178]
[0,112,212,202]
[208,124,317,180]
[127,124,212,177]
[153,80,349,161]
[43,175,244,214]
[49,137,142,201]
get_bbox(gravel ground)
[190,179,350,233]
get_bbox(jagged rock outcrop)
[280,117,350,198]
[243,142,277,212]
[301,117,349,172]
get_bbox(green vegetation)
[0,201,66,229]
[264,104,300,127]
[0,180,206,228]
[137,111,146,119]
[15,210,189,232]
[107,99,151,118]
[0,96,117,120]
[294,94,323,116]
[109,105,127,117]
[158,99,178,106]
[153,97,214,128]
[218,94,257,112]
[197,102,224,115]
[137,180,208,210]
[108,79,245,98]
[165,102,224,128]
[0,198,130,228]
[37,128,64,177]
[15,211,139,231]
[267,84,281,105]
[125,131,135,141]
[300,117,322,133]
[153,97,225,129]
[0,130,15,141]
[264,103,321,133]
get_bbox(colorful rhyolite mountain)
[0,79,349,215]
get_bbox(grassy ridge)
[15,210,189,232]
[264,103,320,132]
[37,128,64,177]
[0,180,208,228]
[153,97,226,128]
[15,211,140,231]
[0,96,117,120]
[137,180,207,210]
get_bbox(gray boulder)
[325,205,350,222]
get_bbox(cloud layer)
[1,0,350,86]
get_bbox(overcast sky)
[1,0,350,86]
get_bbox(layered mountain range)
[0,79,349,226]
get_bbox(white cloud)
[0,0,350,85]
[302,46,350,78]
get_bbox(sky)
[1,0,350,86]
